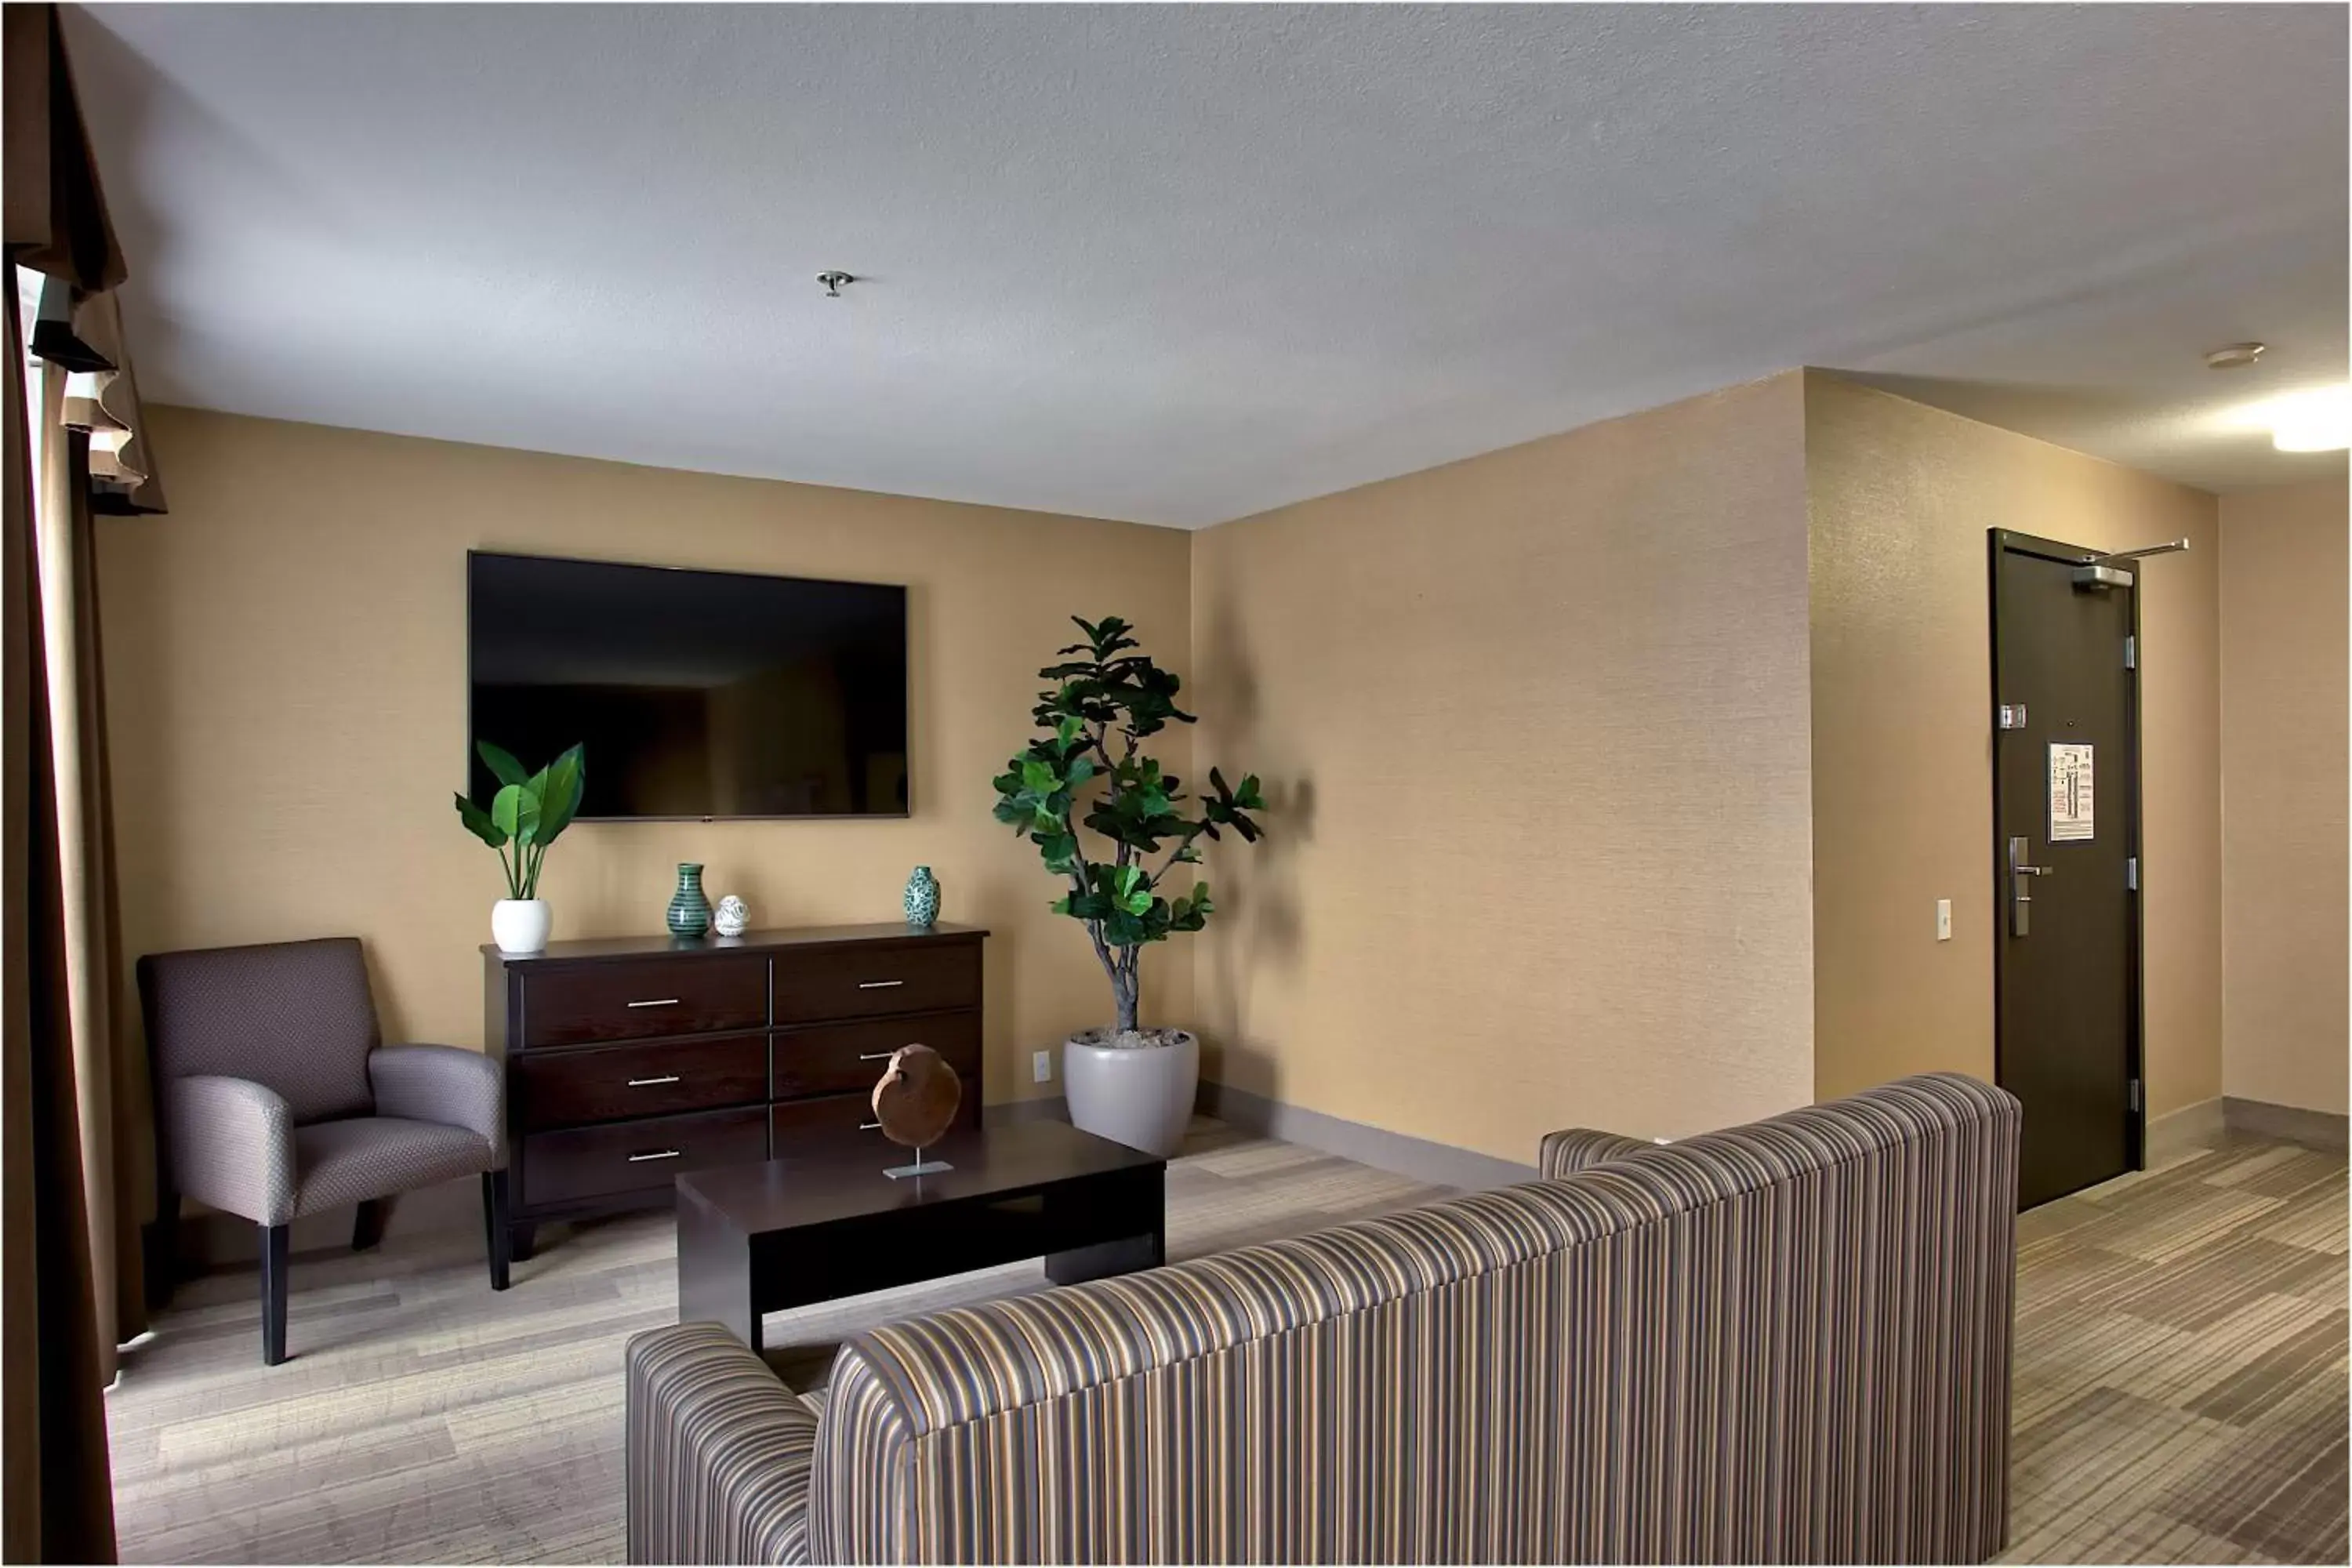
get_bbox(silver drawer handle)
[626,1075,681,1087]
[625,997,682,1009]
[856,1051,898,1062]
[627,1149,682,1163]
[858,1121,882,1131]
[856,979,904,990]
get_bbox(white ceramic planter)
[492,898,552,955]
[1063,1028,1199,1157]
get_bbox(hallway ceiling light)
[2221,385,2351,452]
[2202,342,2267,369]
[2264,386,2351,452]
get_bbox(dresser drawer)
[768,1087,979,1154]
[520,955,768,1047]
[513,1033,768,1133]
[768,1091,892,1151]
[771,1011,981,1102]
[771,940,980,1024]
[519,1105,768,1207]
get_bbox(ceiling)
[64,4,2350,528]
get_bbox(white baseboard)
[1195,1081,1537,1192]
[169,1090,1536,1272]
[2146,1097,2226,1165]
[2224,1096,2350,1152]
[984,1095,1069,1126]
[2144,1094,2349,1160]
[177,1173,482,1270]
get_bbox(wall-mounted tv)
[467,551,909,820]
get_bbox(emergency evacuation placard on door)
[2049,742,2094,842]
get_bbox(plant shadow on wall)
[454,741,584,956]
[1192,587,1308,1100]
[992,615,1264,1156]
[1207,775,1312,1087]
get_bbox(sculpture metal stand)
[884,1145,953,1181]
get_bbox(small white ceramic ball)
[713,895,750,938]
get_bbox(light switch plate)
[1033,1049,1054,1083]
[1936,898,1953,942]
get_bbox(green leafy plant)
[993,616,1265,1036]
[453,742,586,901]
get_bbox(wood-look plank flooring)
[107,1119,1444,1564]
[105,1121,2347,1565]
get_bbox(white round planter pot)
[1063,1028,1198,1158]
[491,898,552,956]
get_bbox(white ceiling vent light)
[2204,345,2350,453]
[2215,381,2352,453]
[2259,386,2352,452]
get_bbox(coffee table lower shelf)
[674,1120,1168,1353]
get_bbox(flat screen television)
[467,551,909,819]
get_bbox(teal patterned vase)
[666,862,711,938]
[902,865,940,927]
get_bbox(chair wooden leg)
[510,1221,536,1264]
[260,1224,290,1366]
[481,1171,512,1291]
[352,1198,390,1252]
[143,1189,182,1311]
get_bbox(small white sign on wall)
[2049,742,2094,842]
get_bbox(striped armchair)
[627,1073,2019,1565]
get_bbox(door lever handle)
[2007,837,2050,936]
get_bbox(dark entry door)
[1990,531,2143,1208]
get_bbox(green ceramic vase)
[666,862,711,938]
[903,866,940,927]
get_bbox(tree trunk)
[1112,961,1140,1033]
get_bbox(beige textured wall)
[2219,475,2349,1114]
[1805,373,2223,1116]
[1189,374,1817,1163]
[101,406,1194,1108]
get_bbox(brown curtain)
[35,295,153,1378]
[63,292,163,518]
[2,250,118,1568]
[5,4,145,1561]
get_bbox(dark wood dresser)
[482,922,987,1258]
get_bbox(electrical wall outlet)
[1936,898,1953,942]
[1033,1049,1054,1083]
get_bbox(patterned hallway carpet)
[2000,1134,2347,1564]
[105,1121,2346,1564]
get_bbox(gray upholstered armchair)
[137,936,510,1365]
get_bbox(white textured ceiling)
[64,4,2350,527]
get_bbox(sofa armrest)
[626,1323,822,1566]
[369,1044,504,1165]
[1537,1127,1650,1178]
[166,1074,296,1225]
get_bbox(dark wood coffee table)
[673,1120,1167,1352]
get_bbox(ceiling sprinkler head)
[2203,342,2267,370]
[817,270,855,299]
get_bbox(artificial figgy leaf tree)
[993,615,1265,1038]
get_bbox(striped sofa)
[626,1072,2020,1565]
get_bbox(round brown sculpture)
[870,1044,961,1148]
